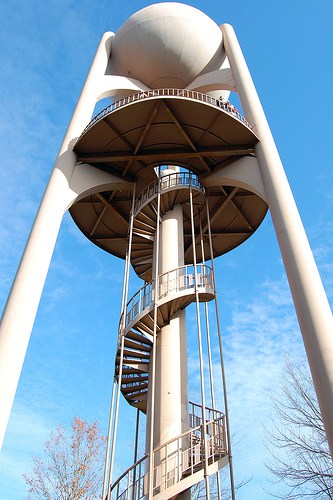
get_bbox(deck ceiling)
[70,95,268,266]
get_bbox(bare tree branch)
[265,361,333,499]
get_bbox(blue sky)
[0,0,332,498]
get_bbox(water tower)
[0,3,332,499]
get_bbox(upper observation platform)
[71,91,267,269]
[71,104,267,276]
[74,89,257,181]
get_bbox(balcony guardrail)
[109,402,227,500]
[122,264,213,333]
[152,414,226,495]
[110,454,147,500]
[80,88,252,137]
[134,171,204,216]
[188,400,225,431]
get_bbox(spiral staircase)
[108,172,229,499]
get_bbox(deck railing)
[80,88,252,136]
[134,171,204,216]
[109,403,227,500]
[188,400,225,430]
[122,264,213,332]
[110,455,148,500]
[152,414,226,495]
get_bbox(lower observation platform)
[70,89,268,269]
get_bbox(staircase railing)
[109,405,227,500]
[188,400,225,430]
[122,264,214,333]
[110,454,148,500]
[152,414,226,496]
[133,171,204,216]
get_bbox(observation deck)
[70,89,268,273]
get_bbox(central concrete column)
[154,203,188,448]
[146,169,190,498]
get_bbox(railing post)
[178,436,181,483]
[126,469,131,500]
[137,463,140,499]
[165,442,168,490]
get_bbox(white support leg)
[222,24,333,456]
[0,31,114,450]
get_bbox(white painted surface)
[186,67,235,93]
[98,75,150,100]
[150,192,189,497]
[109,3,225,89]
[200,155,267,202]
[154,311,188,446]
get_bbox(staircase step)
[120,362,149,373]
[121,382,149,395]
[130,254,152,265]
[115,366,140,375]
[131,240,153,248]
[121,348,150,360]
[117,354,149,364]
[126,330,152,346]
[126,392,148,401]
[135,209,157,225]
[121,374,149,384]
[132,229,154,240]
[131,400,147,411]
[124,338,152,353]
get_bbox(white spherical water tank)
[110,2,226,88]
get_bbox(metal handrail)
[189,400,225,429]
[109,406,227,500]
[152,415,224,456]
[122,264,213,333]
[134,171,204,216]
[152,414,226,495]
[110,454,148,500]
[79,88,252,137]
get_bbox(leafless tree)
[24,417,106,500]
[266,361,333,498]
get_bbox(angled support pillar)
[0,31,114,450]
[222,24,333,456]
